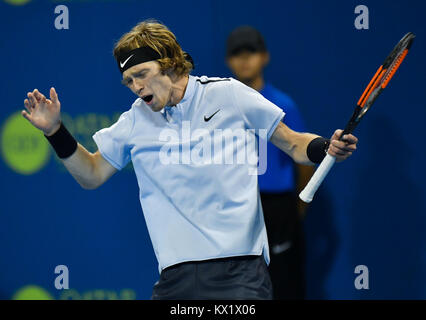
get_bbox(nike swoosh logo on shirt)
[120,54,134,68]
[204,109,220,122]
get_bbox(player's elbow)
[77,173,105,190]
[78,153,110,190]
[80,182,99,190]
[78,179,101,190]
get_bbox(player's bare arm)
[22,88,117,189]
[59,146,117,190]
[270,122,358,165]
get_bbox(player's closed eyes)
[135,71,147,79]
[122,71,147,86]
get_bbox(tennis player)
[22,20,358,300]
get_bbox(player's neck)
[169,74,189,106]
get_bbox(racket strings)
[381,49,409,89]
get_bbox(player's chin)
[149,102,164,112]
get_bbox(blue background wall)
[0,0,425,299]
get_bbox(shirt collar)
[179,74,195,105]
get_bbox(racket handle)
[299,153,336,203]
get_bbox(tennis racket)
[299,32,415,203]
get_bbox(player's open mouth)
[142,95,154,105]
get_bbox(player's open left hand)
[328,129,358,162]
[22,87,61,136]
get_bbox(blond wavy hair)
[113,20,193,77]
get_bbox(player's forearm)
[270,122,334,165]
[287,132,320,165]
[270,123,319,165]
[61,144,104,190]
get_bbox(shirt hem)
[159,250,265,273]
[267,111,285,141]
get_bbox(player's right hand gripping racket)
[299,32,415,203]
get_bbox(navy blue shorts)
[151,255,273,300]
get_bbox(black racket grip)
[339,105,362,141]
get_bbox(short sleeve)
[230,79,285,140]
[92,109,134,170]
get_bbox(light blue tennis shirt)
[93,75,285,272]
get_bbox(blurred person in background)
[226,26,315,299]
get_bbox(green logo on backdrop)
[12,285,54,300]
[12,285,136,300]
[1,111,123,175]
[3,0,31,5]
[1,112,50,175]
